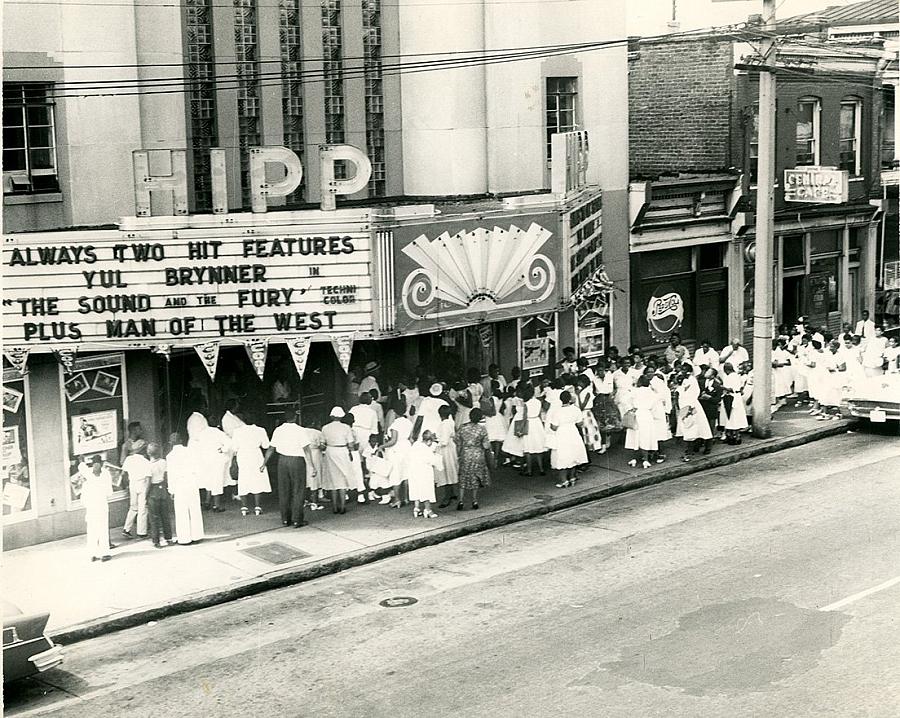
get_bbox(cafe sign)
[784,167,849,205]
[2,209,375,349]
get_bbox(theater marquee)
[2,209,375,349]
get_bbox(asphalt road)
[6,430,900,718]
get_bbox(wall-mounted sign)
[646,290,684,341]
[2,209,375,349]
[391,213,563,334]
[551,130,590,197]
[784,167,849,205]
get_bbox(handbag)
[513,418,529,437]
[621,409,637,430]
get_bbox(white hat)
[329,406,345,419]
[429,383,443,397]
[364,361,379,373]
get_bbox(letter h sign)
[133,149,189,216]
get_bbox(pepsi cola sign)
[646,291,684,340]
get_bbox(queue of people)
[80,312,893,561]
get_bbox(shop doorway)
[782,274,806,326]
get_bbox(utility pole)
[751,0,777,438]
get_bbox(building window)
[322,0,346,179]
[839,98,862,176]
[185,0,219,212]
[280,0,305,204]
[362,0,385,197]
[749,105,759,184]
[795,97,820,167]
[234,0,262,208]
[2,83,59,194]
[546,77,578,160]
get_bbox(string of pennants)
[570,265,619,310]
[4,334,357,382]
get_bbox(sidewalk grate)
[240,542,311,565]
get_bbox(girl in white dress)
[520,385,547,476]
[542,379,564,452]
[231,416,272,516]
[676,370,713,461]
[648,366,672,448]
[884,336,900,373]
[304,421,326,509]
[406,430,443,518]
[771,339,793,408]
[434,405,460,508]
[806,340,826,415]
[186,412,232,513]
[793,336,811,404]
[818,341,845,420]
[719,364,749,443]
[625,376,661,468]
[321,407,358,514]
[549,391,587,488]
[381,399,413,508]
[483,388,509,464]
[501,388,525,467]
[575,375,603,453]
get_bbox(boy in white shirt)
[122,443,152,539]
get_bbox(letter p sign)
[249,146,304,213]
[319,144,372,211]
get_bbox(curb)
[51,419,855,646]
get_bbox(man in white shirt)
[167,433,204,545]
[81,455,113,561]
[720,339,750,370]
[350,392,380,504]
[121,444,152,538]
[264,408,316,527]
[861,325,888,377]
[693,340,720,375]
[854,310,876,342]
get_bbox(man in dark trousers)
[264,407,316,528]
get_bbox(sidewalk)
[2,407,854,644]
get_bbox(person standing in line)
[381,398,414,508]
[407,430,444,518]
[220,397,245,439]
[456,408,492,510]
[719,338,750,371]
[677,368,713,461]
[418,383,449,437]
[304,415,327,510]
[591,362,619,454]
[119,421,148,466]
[771,338,794,410]
[166,433,204,545]
[480,363,507,399]
[507,366,523,392]
[698,367,724,442]
[854,310,875,342]
[265,408,316,528]
[693,340,720,375]
[369,388,385,433]
[884,336,900,373]
[647,364,672,458]
[358,361,381,397]
[520,384,547,477]
[350,392,380,503]
[501,386,525,469]
[664,334,688,366]
[146,442,173,548]
[231,411,273,516]
[549,391,586,488]
[557,347,578,377]
[81,455,113,562]
[719,364,749,444]
[612,356,637,421]
[625,375,661,469]
[434,404,460,509]
[818,340,846,421]
[484,385,510,466]
[861,325,888,377]
[321,407,358,514]
[187,412,232,513]
[574,375,603,459]
[121,441,152,539]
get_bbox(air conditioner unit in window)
[2,172,32,194]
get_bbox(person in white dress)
[304,419,326,510]
[407,430,444,518]
[575,375,603,454]
[693,340,720,375]
[381,399,413,508]
[484,388,509,464]
[719,339,750,371]
[861,325,888,377]
[166,433,204,544]
[884,336,900,374]
[434,405,460,508]
[647,365,672,449]
[520,385,547,477]
[350,393,380,503]
[818,341,846,420]
[549,391,587,488]
[612,357,637,420]
[418,383,448,437]
[676,369,713,461]
[771,339,794,408]
[80,455,113,562]
[321,407,359,514]
[220,398,245,439]
[501,389,526,467]
[805,341,827,416]
[231,414,272,516]
[719,364,749,443]
[792,335,812,405]
[186,412,232,513]
[625,376,661,469]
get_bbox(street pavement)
[4,430,900,718]
[3,407,851,637]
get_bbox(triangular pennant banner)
[330,333,354,374]
[54,348,78,375]
[244,337,269,380]
[194,341,220,381]
[4,346,31,375]
[286,336,313,379]
[152,344,172,361]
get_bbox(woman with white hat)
[321,407,358,514]
[417,383,448,437]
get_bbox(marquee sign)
[784,167,849,205]
[2,209,375,350]
[391,212,564,334]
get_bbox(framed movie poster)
[578,327,606,359]
[64,373,90,401]
[521,337,550,371]
[3,386,23,414]
[70,410,119,457]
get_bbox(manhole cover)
[240,542,311,565]
[379,596,418,608]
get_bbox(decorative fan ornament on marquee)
[401,223,556,321]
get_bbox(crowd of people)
[79,311,898,562]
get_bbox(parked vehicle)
[2,600,63,683]
[844,373,900,423]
